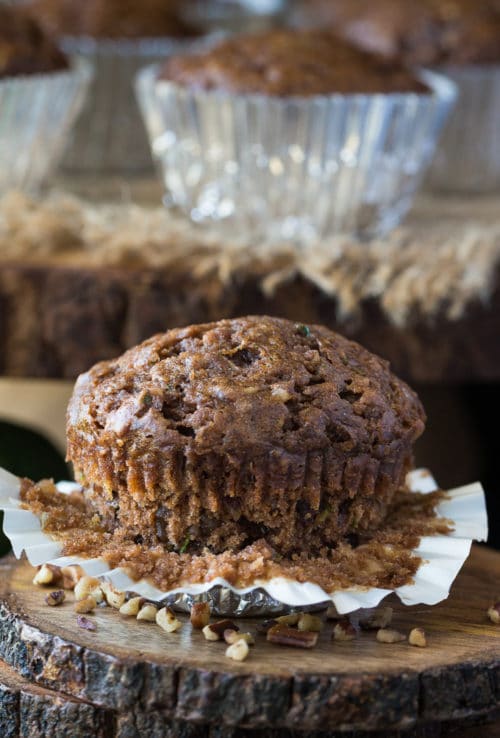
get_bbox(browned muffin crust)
[306,0,500,66]
[24,0,197,39]
[0,5,67,79]
[20,478,450,592]
[159,29,428,95]
[66,316,426,558]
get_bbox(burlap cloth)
[0,181,499,328]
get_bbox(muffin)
[299,0,500,191]
[0,5,90,195]
[66,316,426,557]
[160,29,428,94]
[137,28,455,241]
[303,0,500,67]
[0,5,68,78]
[25,0,197,39]
[23,0,207,173]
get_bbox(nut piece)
[333,618,357,641]
[45,590,65,607]
[74,576,104,604]
[190,602,211,629]
[276,613,300,626]
[297,613,323,632]
[202,619,239,641]
[409,628,427,648]
[376,628,406,644]
[101,582,126,609]
[74,596,97,614]
[267,624,318,649]
[359,607,393,630]
[33,564,62,587]
[156,607,182,633]
[77,615,96,631]
[225,639,249,662]
[137,603,158,622]
[61,565,84,591]
[487,603,500,624]
[224,630,255,646]
[119,596,144,617]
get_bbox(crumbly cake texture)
[160,29,428,95]
[0,5,67,79]
[24,0,197,39]
[66,316,425,558]
[20,478,451,592]
[308,0,500,66]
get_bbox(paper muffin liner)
[0,467,487,616]
[426,65,500,193]
[58,35,220,173]
[0,58,91,195]
[136,67,456,242]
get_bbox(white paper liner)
[0,467,487,615]
[136,66,456,242]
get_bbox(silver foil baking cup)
[59,35,220,174]
[426,65,500,193]
[0,58,91,195]
[178,0,292,33]
[136,67,456,243]
[0,468,488,617]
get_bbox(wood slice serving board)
[0,547,499,737]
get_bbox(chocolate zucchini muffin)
[306,0,500,66]
[0,5,67,79]
[25,0,196,39]
[160,28,428,95]
[66,316,426,558]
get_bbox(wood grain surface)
[0,546,499,735]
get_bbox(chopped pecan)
[203,619,239,640]
[137,603,158,622]
[74,576,104,604]
[487,602,500,624]
[267,624,318,649]
[276,613,300,626]
[297,613,323,632]
[156,607,182,633]
[409,627,427,647]
[45,590,65,607]
[101,581,126,609]
[61,565,84,590]
[225,639,249,662]
[190,602,211,629]
[119,596,144,617]
[74,596,96,614]
[376,628,406,644]
[33,564,62,587]
[332,618,357,641]
[224,630,254,646]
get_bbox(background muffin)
[25,0,197,39]
[298,0,500,191]
[66,316,426,557]
[0,4,90,195]
[23,0,207,173]
[0,5,67,77]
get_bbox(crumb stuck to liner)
[0,468,487,616]
[0,57,91,194]
[136,66,456,242]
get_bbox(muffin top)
[160,29,428,95]
[307,0,500,66]
[68,316,425,463]
[0,6,67,79]
[24,0,197,39]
